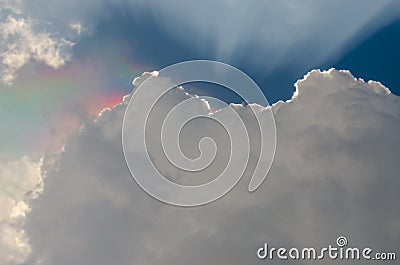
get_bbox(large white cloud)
[18,69,400,265]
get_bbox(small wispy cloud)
[0,0,76,84]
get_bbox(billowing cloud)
[18,69,400,265]
[0,157,42,265]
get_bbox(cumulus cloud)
[0,157,42,265]
[17,69,400,265]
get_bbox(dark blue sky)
[327,18,400,96]
[75,5,400,105]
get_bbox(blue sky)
[328,17,400,96]
[74,1,400,103]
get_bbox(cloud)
[0,157,42,265]
[69,22,83,35]
[18,69,400,265]
[0,0,76,84]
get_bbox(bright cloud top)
[4,68,396,265]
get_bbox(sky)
[0,0,399,159]
[0,0,399,264]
